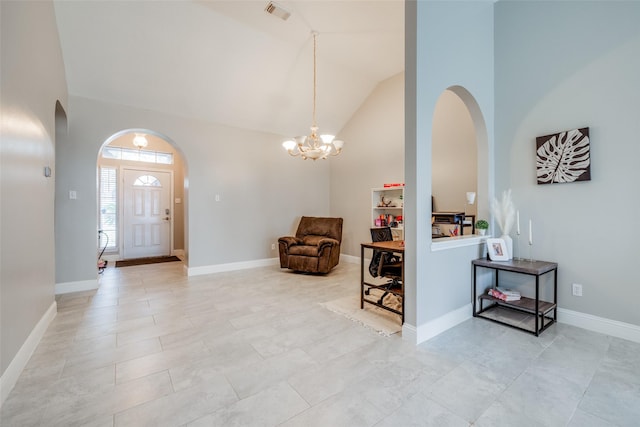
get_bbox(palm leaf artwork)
[536,127,591,184]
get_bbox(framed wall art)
[536,127,591,185]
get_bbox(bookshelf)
[371,186,404,240]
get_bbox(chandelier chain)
[281,30,344,160]
[312,31,317,129]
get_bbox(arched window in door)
[133,175,162,187]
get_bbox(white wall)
[495,1,640,326]
[330,72,405,257]
[0,0,68,394]
[55,96,329,284]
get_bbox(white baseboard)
[402,323,418,343]
[340,254,360,264]
[406,305,640,346]
[0,301,57,407]
[55,279,99,295]
[187,253,359,277]
[413,303,472,345]
[558,308,640,344]
[187,257,279,276]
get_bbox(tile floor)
[2,261,639,426]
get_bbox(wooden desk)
[360,240,404,322]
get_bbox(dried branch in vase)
[491,189,516,235]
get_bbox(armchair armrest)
[317,237,339,252]
[278,236,303,250]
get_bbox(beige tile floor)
[2,261,639,426]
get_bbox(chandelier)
[132,133,148,149]
[282,32,344,160]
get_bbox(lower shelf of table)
[475,302,556,336]
[361,281,403,319]
[478,294,556,315]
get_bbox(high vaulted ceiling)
[53,0,404,138]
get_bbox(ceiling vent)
[264,1,291,21]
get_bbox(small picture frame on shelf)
[487,238,509,261]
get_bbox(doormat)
[115,256,181,268]
[320,292,402,336]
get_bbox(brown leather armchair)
[278,216,343,274]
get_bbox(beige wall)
[431,89,478,234]
[55,95,330,283]
[330,72,405,257]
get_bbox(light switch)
[215,194,221,202]
[175,198,181,204]
[69,190,77,200]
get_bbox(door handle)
[164,217,170,221]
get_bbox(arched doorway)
[96,129,187,263]
[431,86,489,237]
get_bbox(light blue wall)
[407,1,495,331]
[406,0,640,339]
[495,1,640,325]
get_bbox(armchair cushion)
[302,235,325,246]
[278,216,343,274]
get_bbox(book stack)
[488,287,521,301]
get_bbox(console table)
[472,258,558,336]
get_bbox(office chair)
[367,227,403,305]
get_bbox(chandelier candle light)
[132,133,148,149]
[282,32,344,160]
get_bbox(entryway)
[97,129,186,263]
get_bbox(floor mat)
[320,292,402,336]
[115,255,181,268]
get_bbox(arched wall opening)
[431,85,489,239]
[96,128,188,264]
[54,100,69,284]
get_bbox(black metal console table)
[472,258,558,336]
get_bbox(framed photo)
[487,238,509,261]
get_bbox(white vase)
[501,234,513,260]
[478,229,486,236]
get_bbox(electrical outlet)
[271,243,276,250]
[572,283,583,297]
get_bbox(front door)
[122,169,171,259]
